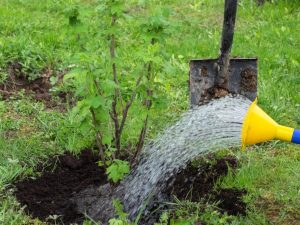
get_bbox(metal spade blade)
[189,0,258,106]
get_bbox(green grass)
[218,145,300,224]
[0,0,299,224]
[0,98,66,224]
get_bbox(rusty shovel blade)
[189,58,258,106]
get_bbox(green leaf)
[87,95,105,109]
[98,161,104,167]
[102,79,119,94]
[108,218,125,225]
[63,69,85,81]
[112,199,128,220]
[110,1,125,15]
[102,134,112,145]
[95,109,110,121]
[49,76,58,85]
[79,118,91,134]
[106,159,130,183]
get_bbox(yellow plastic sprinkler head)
[242,99,300,149]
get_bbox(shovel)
[189,0,258,106]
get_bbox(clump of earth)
[0,61,71,110]
[14,150,247,225]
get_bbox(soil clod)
[14,150,107,224]
[14,152,247,225]
[241,68,257,91]
[141,156,246,224]
[0,61,69,110]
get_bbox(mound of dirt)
[166,156,239,201]
[15,150,107,224]
[0,61,69,109]
[14,151,247,225]
[141,156,246,224]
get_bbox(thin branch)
[132,38,155,164]
[109,14,124,154]
[119,73,144,135]
[92,79,116,159]
[4,80,24,86]
[90,108,106,168]
[132,114,148,166]
[132,63,153,164]
[93,79,102,96]
[110,100,121,153]
[0,89,13,95]
[110,15,124,109]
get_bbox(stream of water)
[119,95,251,218]
[74,95,252,222]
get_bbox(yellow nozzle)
[242,99,294,149]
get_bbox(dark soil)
[14,151,247,225]
[141,156,246,224]
[166,156,239,202]
[208,87,229,99]
[240,68,257,92]
[14,150,107,224]
[0,61,70,110]
[215,188,247,215]
[200,66,208,77]
[199,86,230,106]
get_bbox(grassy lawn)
[0,0,299,224]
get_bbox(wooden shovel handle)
[220,0,238,56]
[218,0,238,85]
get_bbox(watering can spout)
[242,99,300,148]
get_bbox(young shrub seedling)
[66,0,170,176]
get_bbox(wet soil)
[208,87,229,99]
[0,61,70,110]
[15,150,107,224]
[200,66,208,77]
[141,156,246,224]
[166,156,239,202]
[199,87,230,106]
[14,151,247,225]
[240,68,257,92]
